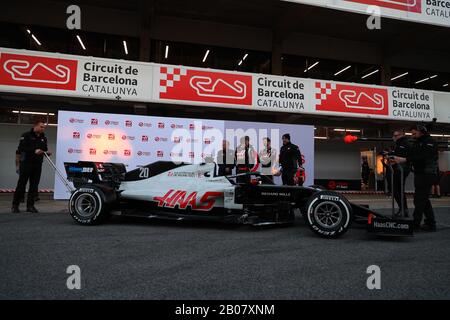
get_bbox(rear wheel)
[305,191,352,238]
[69,185,114,225]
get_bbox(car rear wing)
[64,161,126,188]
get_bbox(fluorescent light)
[430,74,438,79]
[361,69,379,79]
[46,123,58,127]
[334,65,351,76]
[26,29,31,34]
[238,60,243,66]
[405,132,412,136]
[444,83,449,87]
[334,128,361,133]
[314,136,328,140]
[76,35,86,50]
[391,72,408,81]
[165,45,169,59]
[242,53,248,61]
[415,77,430,84]
[306,61,319,72]
[12,110,55,116]
[123,40,128,55]
[202,49,210,63]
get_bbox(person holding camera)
[393,125,438,231]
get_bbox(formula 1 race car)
[63,160,414,238]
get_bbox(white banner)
[283,0,450,28]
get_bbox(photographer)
[393,125,438,231]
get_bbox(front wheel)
[305,191,353,238]
[69,185,114,225]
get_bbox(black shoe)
[11,206,20,213]
[421,224,436,232]
[26,206,39,213]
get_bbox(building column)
[139,0,153,62]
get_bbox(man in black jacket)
[393,125,438,231]
[392,130,411,217]
[234,136,258,183]
[216,140,235,176]
[279,133,302,186]
[12,120,51,213]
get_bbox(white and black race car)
[64,160,414,238]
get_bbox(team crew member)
[391,130,411,217]
[259,137,277,182]
[235,136,259,183]
[279,133,302,186]
[12,120,50,213]
[393,125,438,231]
[216,140,235,176]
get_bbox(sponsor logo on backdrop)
[87,133,102,139]
[125,120,133,127]
[91,118,98,125]
[315,82,389,116]
[157,150,164,157]
[124,150,131,156]
[173,136,182,143]
[189,123,195,130]
[142,135,149,142]
[159,66,252,105]
[122,135,135,141]
[345,0,421,13]
[204,138,211,144]
[73,132,80,139]
[154,136,168,142]
[103,150,117,155]
[202,125,214,130]
[139,121,152,128]
[187,138,199,143]
[89,148,97,155]
[0,53,78,90]
[158,122,165,129]
[105,120,119,126]
[189,152,195,158]
[108,134,115,140]
[69,118,84,124]
[68,148,82,154]
[171,123,183,129]
[170,152,183,157]
[137,151,151,157]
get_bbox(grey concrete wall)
[0,124,56,189]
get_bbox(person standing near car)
[391,130,411,217]
[393,125,438,231]
[216,140,235,176]
[235,136,258,183]
[259,137,277,182]
[279,133,302,186]
[12,119,51,213]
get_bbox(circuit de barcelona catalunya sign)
[284,0,450,28]
[0,47,438,122]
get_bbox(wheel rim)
[74,193,97,217]
[313,201,342,229]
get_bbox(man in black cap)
[12,119,51,213]
[279,133,302,186]
[393,124,438,231]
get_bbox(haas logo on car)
[153,189,223,211]
[0,53,78,90]
[159,66,252,106]
[315,82,389,116]
[346,0,421,13]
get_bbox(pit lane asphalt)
[0,200,449,299]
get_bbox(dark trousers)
[282,169,295,186]
[12,163,42,207]
[393,169,409,213]
[413,173,436,226]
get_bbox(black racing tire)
[69,185,115,225]
[305,191,353,238]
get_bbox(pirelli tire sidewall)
[305,191,353,238]
[69,185,115,225]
